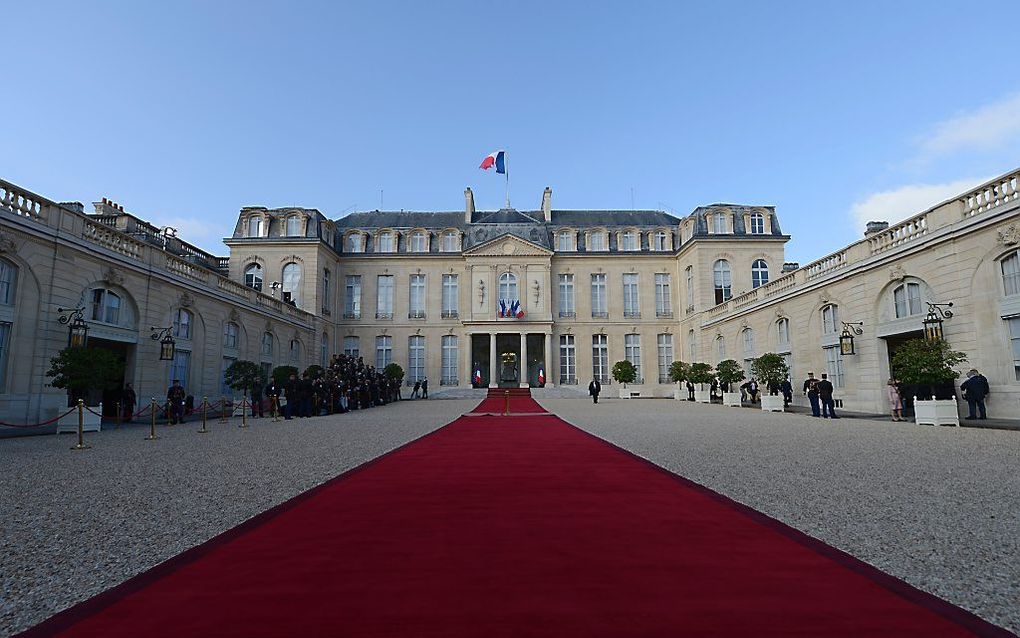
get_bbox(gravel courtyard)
[3,396,1018,636]
[540,397,1020,635]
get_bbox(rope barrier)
[0,407,78,428]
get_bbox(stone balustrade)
[166,255,208,283]
[732,289,759,309]
[804,250,847,281]
[0,179,48,221]
[868,214,928,256]
[760,273,797,299]
[962,170,1020,218]
[83,220,146,261]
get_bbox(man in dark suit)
[817,373,838,419]
[588,378,601,404]
[961,368,990,420]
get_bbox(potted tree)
[272,365,299,387]
[715,359,746,407]
[750,353,789,412]
[224,360,267,414]
[612,360,639,398]
[688,362,714,403]
[891,338,967,426]
[46,347,125,432]
[384,363,405,399]
[668,360,690,401]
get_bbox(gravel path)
[0,399,474,637]
[539,397,1020,635]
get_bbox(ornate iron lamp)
[150,326,176,361]
[923,302,954,341]
[839,321,864,356]
[57,306,89,349]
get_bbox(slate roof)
[550,210,680,227]
[334,208,681,229]
[335,211,465,229]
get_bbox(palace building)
[2,168,1019,428]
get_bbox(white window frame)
[376,275,394,318]
[174,308,193,340]
[623,273,640,317]
[409,231,427,253]
[408,335,425,383]
[559,334,576,384]
[558,274,575,317]
[345,275,362,318]
[893,282,922,318]
[247,217,262,237]
[442,274,459,318]
[557,231,573,252]
[777,318,790,348]
[655,273,671,317]
[653,230,668,251]
[409,274,426,318]
[742,328,755,358]
[376,335,393,370]
[621,230,638,251]
[282,262,302,308]
[592,334,609,383]
[751,259,769,289]
[286,216,301,237]
[1003,252,1020,296]
[713,260,732,304]
[625,333,642,381]
[589,231,607,251]
[591,273,607,317]
[441,231,459,252]
[824,346,845,388]
[656,333,673,383]
[822,304,839,335]
[377,231,395,253]
[244,263,263,291]
[224,322,239,350]
[441,335,458,385]
[343,336,359,358]
[750,212,765,234]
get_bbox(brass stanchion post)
[71,399,91,450]
[198,396,209,434]
[239,395,248,428]
[272,395,279,422]
[504,390,510,416]
[219,396,227,423]
[115,401,122,429]
[145,397,159,440]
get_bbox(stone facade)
[3,169,1019,428]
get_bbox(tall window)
[377,231,395,253]
[441,231,459,252]
[1002,252,1020,296]
[346,233,363,252]
[244,263,263,291]
[290,339,301,364]
[0,322,10,389]
[750,212,765,234]
[376,275,394,318]
[441,335,458,385]
[174,308,193,340]
[376,335,393,370]
[589,231,607,251]
[90,288,122,324]
[688,329,696,361]
[169,350,191,387]
[221,356,237,396]
[409,274,426,318]
[286,216,301,237]
[655,273,671,317]
[408,336,425,383]
[498,272,518,301]
[777,318,790,348]
[409,231,427,253]
[893,282,922,318]
[824,346,845,388]
[557,230,573,251]
[656,334,674,383]
[592,334,608,383]
[344,275,362,318]
[742,328,755,358]
[559,335,576,384]
[625,334,642,380]
[321,332,329,366]
[751,259,769,288]
[591,273,607,317]
[442,274,459,318]
[717,335,726,360]
[621,230,638,251]
[224,322,238,349]
[685,266,694,310]
[558,274,575,317]
[343,336,359,357]
[623,274,640,317]
[0,260,14,305]
[261,332,273,358]
[282,262,301,307]
[821,304,839,335]
[713,213,727,234]
[247,217,262,237]
[713,260,732,304]
[653,230,668,251]
[322,269,332,314]
[1008,318,1020,380]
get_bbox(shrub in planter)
[303,364,325,380]
[715,359,745,406]
[750,353,789,411]
[891,338,967,400]
[47,347,125,407]
[272,365,299,386]
[224,360,267,401]
[688,362,714,403]
[668,360,690,384]
[612,360,638,387]
[383,363,405,384]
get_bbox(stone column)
[544,332,554,387]
[520,332,529,388]
[463,332,473,388]
[488,333,497,388]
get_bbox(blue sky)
[3,1,1019,264]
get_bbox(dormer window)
[750,212,765,234]
[377,231,395,253]
[441,231,459,252]
[653,230,668,251]
[589,230,607,251]
[712,213,727,234]
[247,217,262,238]
[557,230,574,251]
[409,231,428,253]
[346,233,364,253]
[286,216,301,237]
[621,230,638,251]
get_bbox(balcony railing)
[343,312,360,319]
[658,375,673,384]
[409,311,426,319]
[592,311,609,319]
[623,311,641,318]
[375,312,393,320]
[656,310,673,318]
[558,311,576,318]
[559,377,578,385]
[441,310,459,319]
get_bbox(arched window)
[377,231,395,253]
[621,230,638,251]
[90,288,122,325]
[321,332,329,366]
[346,233,364,253]
[174,308,193,340]
[244,263,263,291]
[286,216,301,237]
[750,212,765,234]
[1001,251,1020,296]
[893,282,922,318]
[713,213,727,234]
[441,231,459,252]
[498,271,518,301]
[0,259,17,390]
[751,259,769,288]
[588,230,607,251]
[261,332,273,358]
[777,318,790,347]
[289,339,301,364]
[742,328,755,357]
[224,322,239,349]
[247,217,262,238]
[688,329,696,361]
[716,335,726,359]
[653,230,668,251]
[0,259,16,305]
[282,263,301,307]
[713,260,732,304]
[821,304,839,335]
[409,231,427,253]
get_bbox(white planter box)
[673,383,685,401]
[57,403,102,433]
[760,395,784,412]
[914,397,960,427]
[619,387,642,399]
[694,389,711,403]
[722,392,742,407]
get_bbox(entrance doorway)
[495,334,521,388]
[882,330,954,416]
[76,338,132,416]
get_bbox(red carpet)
[19,395,1011,637]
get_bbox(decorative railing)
[732,289,759,309]
[166,255,208,283]
[218,277,253,300]
[255,292,283,312]
[760,273,796,299]
[706,303,730,320]
[82,220,146,261]
[962,170,1020,217]
[0,180,47,221]
[804,250,847,281]
[868,214,927,255]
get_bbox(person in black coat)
[121,383,137,423]
[588,378,601,404]
[265,379,280,418]
[250,379,264,418]
[961,368,990,420]
[283,374,299,420]
[780,377,793,408]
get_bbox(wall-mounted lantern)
[839,321,864,356]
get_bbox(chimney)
[865,220,889,237]
[464,187,475,223]
[541,187,552,223]
[782,262,799,272]
[59,201,85,214]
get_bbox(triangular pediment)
[463,233,553,257]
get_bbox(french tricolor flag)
[479,150,506,174]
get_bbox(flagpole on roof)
[505,151,511,209]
